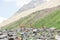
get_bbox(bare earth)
[0,0,60,27]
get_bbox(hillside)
[1,5,60,30]
[0,0,60,28]
[0,0,60,30]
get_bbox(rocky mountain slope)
[1,5,60,30]
[0,0,60,29]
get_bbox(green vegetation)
[3,8,60,30]
[34,10,60,29]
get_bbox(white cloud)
[0,16,7,23]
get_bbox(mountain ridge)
[16,0,46,13]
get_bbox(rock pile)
[0,27,60,40]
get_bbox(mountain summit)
[16,0,46,13]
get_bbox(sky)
[0,0,32,23]
[0,0,32,18]
[0,0,50,23]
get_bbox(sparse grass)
[34,9,60,29]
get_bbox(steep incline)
[0,0,60,28]
[2,5,60,30]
